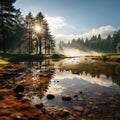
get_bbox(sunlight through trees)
[0,0,55,55]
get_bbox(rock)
[74,95,78,98]
[79,91,83,94]
[47,94,55,99]
[62,95,72,101]
[72,106,84,112]
[49,112,54,117]
[14,85,24,93]
[21,99,29,103]
[34,102,44,109]
[16,92,24,98]
[41,108,47,114]
[59,109,70,117]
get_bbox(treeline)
[60,29,120,53]
[0,0,55,54]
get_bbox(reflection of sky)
[47,70,114,95]
[54,70,113,87]
[45,70,114,96]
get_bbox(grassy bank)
[91,53,120,63]
[0,53,65,62]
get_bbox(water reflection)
[19,57,120,98]
[55,58,120,86]
[18,57,120,118]
[19,59,55,99]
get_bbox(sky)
[14,0,120,42]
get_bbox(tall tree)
[36,12,44,55]
[15,9,24,53]
[24,12,34,54]
[0,0,17,53]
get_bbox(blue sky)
[14,0,120,42]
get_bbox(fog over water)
[57,46,101,57]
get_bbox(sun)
[34,25,41,33]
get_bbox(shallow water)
[18,57,120,119]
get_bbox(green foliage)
[0,0,17,53]
[61,30,120,53]
[0,1,55,55]
[116,42,120,53]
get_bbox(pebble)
[34,102,44,109]
[47,94,55,99]
[62,95,72,101]
[74,95,78,98]
[14,85,24,93]
[79,91,83,94]
[59,109,70,117]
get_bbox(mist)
[56,46,101,57]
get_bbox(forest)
[1,0,120,56]
[0,0,55,55]
[59,29,120,53]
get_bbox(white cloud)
[45,15,67,33]
[53,70,113,87]
[55,25,116,43]
[45,15,116,43]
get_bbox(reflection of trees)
[22,59,55,98]
[58,62,120,86]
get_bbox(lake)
[16,57,120,119]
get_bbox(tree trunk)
[39,36,42,54]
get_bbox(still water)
[18,57,120,119]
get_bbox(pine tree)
[0,0,17,53]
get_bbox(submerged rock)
[62,95,72,101]
[74,95,78,98]
[79,91,83,94]
[47,94,55,99]
[34,102,44,109]
[14,85,24,93]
